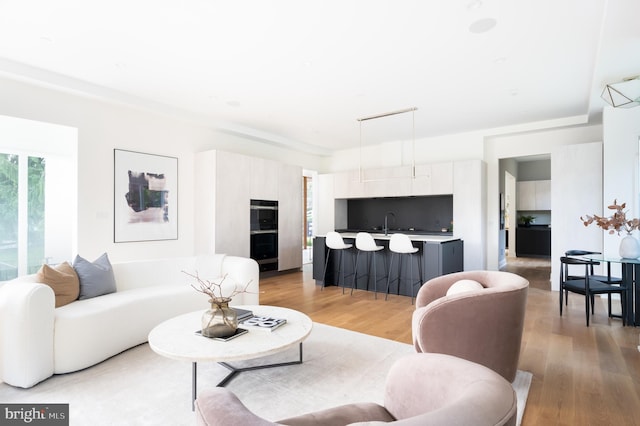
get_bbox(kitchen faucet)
[384,212,396,236]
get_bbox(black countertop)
[517,225,551,230]
[336,228,454,236]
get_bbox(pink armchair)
[412,270,529,382]
[195,353,517,426]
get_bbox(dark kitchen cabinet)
[515,226,551,257]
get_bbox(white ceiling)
[0,0,639,156]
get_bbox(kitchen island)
[313,232,463,297]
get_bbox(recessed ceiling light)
[226,100,241,108]
[469,17,497,34]
[467,0,483,10]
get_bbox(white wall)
[0,76,324,263]
[453,159,486,271]
[45,155,77,264]
[484,124,603,270]
[550,142,603,290]
[603,105,640,259]
[0,75,619,269]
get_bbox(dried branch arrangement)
[581,199,640,235]
[183,271,254,303]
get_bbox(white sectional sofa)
[0,254,259,388]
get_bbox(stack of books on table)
[232,307,254,322]
[239,315,287,332]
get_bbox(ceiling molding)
[0,57,331,156]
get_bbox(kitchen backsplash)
[347,195,453,233]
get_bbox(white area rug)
[0,323,532,425]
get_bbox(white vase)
[618,234,640,259]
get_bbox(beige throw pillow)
[36,262,80,307]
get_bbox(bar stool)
[321,231,354,293]
[352,232,387,298]
[385,233,422,304]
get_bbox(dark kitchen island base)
[313,234,463,297]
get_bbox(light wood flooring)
[259,258,640,425]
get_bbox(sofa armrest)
[0,281,56,388]
[221,256,260,305]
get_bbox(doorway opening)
[499,155,551,269]
[302,170,318,265]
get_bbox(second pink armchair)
[412,270,529,382]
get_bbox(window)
[0,114,77,281]
[0,153,46,279]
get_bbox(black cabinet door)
[312,237,326,281]
[515,227,551,257]
[441,240,464,274]
[422,240,464,282]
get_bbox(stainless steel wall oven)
[250,199,278,272]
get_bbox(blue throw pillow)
[73,253,117,300]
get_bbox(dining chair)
[559,256,626,326]
[564,249,623,320]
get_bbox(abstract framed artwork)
[114,149,178,242]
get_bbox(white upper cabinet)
[363,166,412,197]
[516,180,551,210]
[334,170,365,199]
[431,162,454,194]
[516,181,535,210]
[250,157,278,200]
[334,162,453,199]
[412,162,453,195]
[535,180,551,210]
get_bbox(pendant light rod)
[358,107,418,183]
[357,107,418,122]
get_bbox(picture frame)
[114,149,178,242]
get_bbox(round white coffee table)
[148,305,313,410]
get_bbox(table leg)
[217,342,304,387]
[622,264,632,326]
[634,264,640,326]
[622,263,638,327]
[190,343,304,410]
[192,362,197,411]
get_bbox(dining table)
[583,254,640,326]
